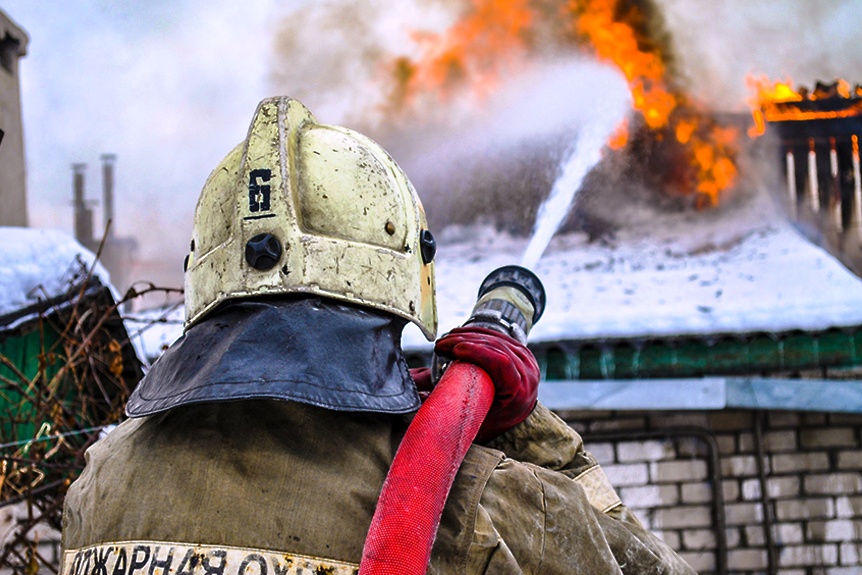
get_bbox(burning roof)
[750,78,862,136]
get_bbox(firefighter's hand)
[409,367,433,401]
[434,326,540,443]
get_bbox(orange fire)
[569,0,676,132]
[748,76,862,138]
[389,0,739,206]
[391,0,533,104]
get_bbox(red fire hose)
[358,360,494,575]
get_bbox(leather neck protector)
[126,297,420,417]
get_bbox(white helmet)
[184,97,437,340]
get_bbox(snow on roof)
[0,227,112,321]
[401,189,862,349]
[126,188,862,358]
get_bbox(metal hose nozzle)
[464,265,546,343]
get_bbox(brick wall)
[557,408,862,575]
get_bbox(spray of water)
[521,112,626,269]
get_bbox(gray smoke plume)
[267,0,636,232]
[660,0,862,109]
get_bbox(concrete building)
[0,10,28,227]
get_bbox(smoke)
[385,58,629,227]
[267,0,638,233]
[658,0,862,109]
[268,0,458,128]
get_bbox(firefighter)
[61,97,696,575]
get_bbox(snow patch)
[0,228,111,319]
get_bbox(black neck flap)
[126,298,420,417]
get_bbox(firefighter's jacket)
[62,399,697,574]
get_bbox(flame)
[608,119,630,150]
[749,76,862,138]
[390,0,739,205]
[747,77,801,138]
[391,0,533,103]
[567,0,737,206]
[569,0,676,133]
[692,124,739,206]
[675,118,696,145]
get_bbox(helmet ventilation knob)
[245,233,282,270]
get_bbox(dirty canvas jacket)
[62,399,696,575]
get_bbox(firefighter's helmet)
[184,97,437,340]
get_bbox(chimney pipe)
[72,163,94,247]
[100,153,117,236]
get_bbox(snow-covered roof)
[0,227,149,377]
[402,190,862,349]
[0,227,112,325]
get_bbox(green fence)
[0,324,63,443]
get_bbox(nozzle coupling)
[465,265,546,344]
[431,265,546,384]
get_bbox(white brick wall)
[557,408,862,575]
[773,452,830,473]
[727,548,768,571]
[805,473,862,495]
[602,462,649,486]
[775,498,835,521]
[651,460,708,483]
[619,484,679,507]
[617,439,673,462]
[778,544,839,567]
[806,520,860,542]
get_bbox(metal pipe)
[72,163,93,246]
[588,426,728,575]
[72,163,86,207]
[754,411,778,574]
[100,154,117,237]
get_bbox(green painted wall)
[536,328,862,381]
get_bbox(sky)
[2,0,862,297]
[3,0,293,257]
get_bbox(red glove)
[433,326,540,442]
[409,367,433,401]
